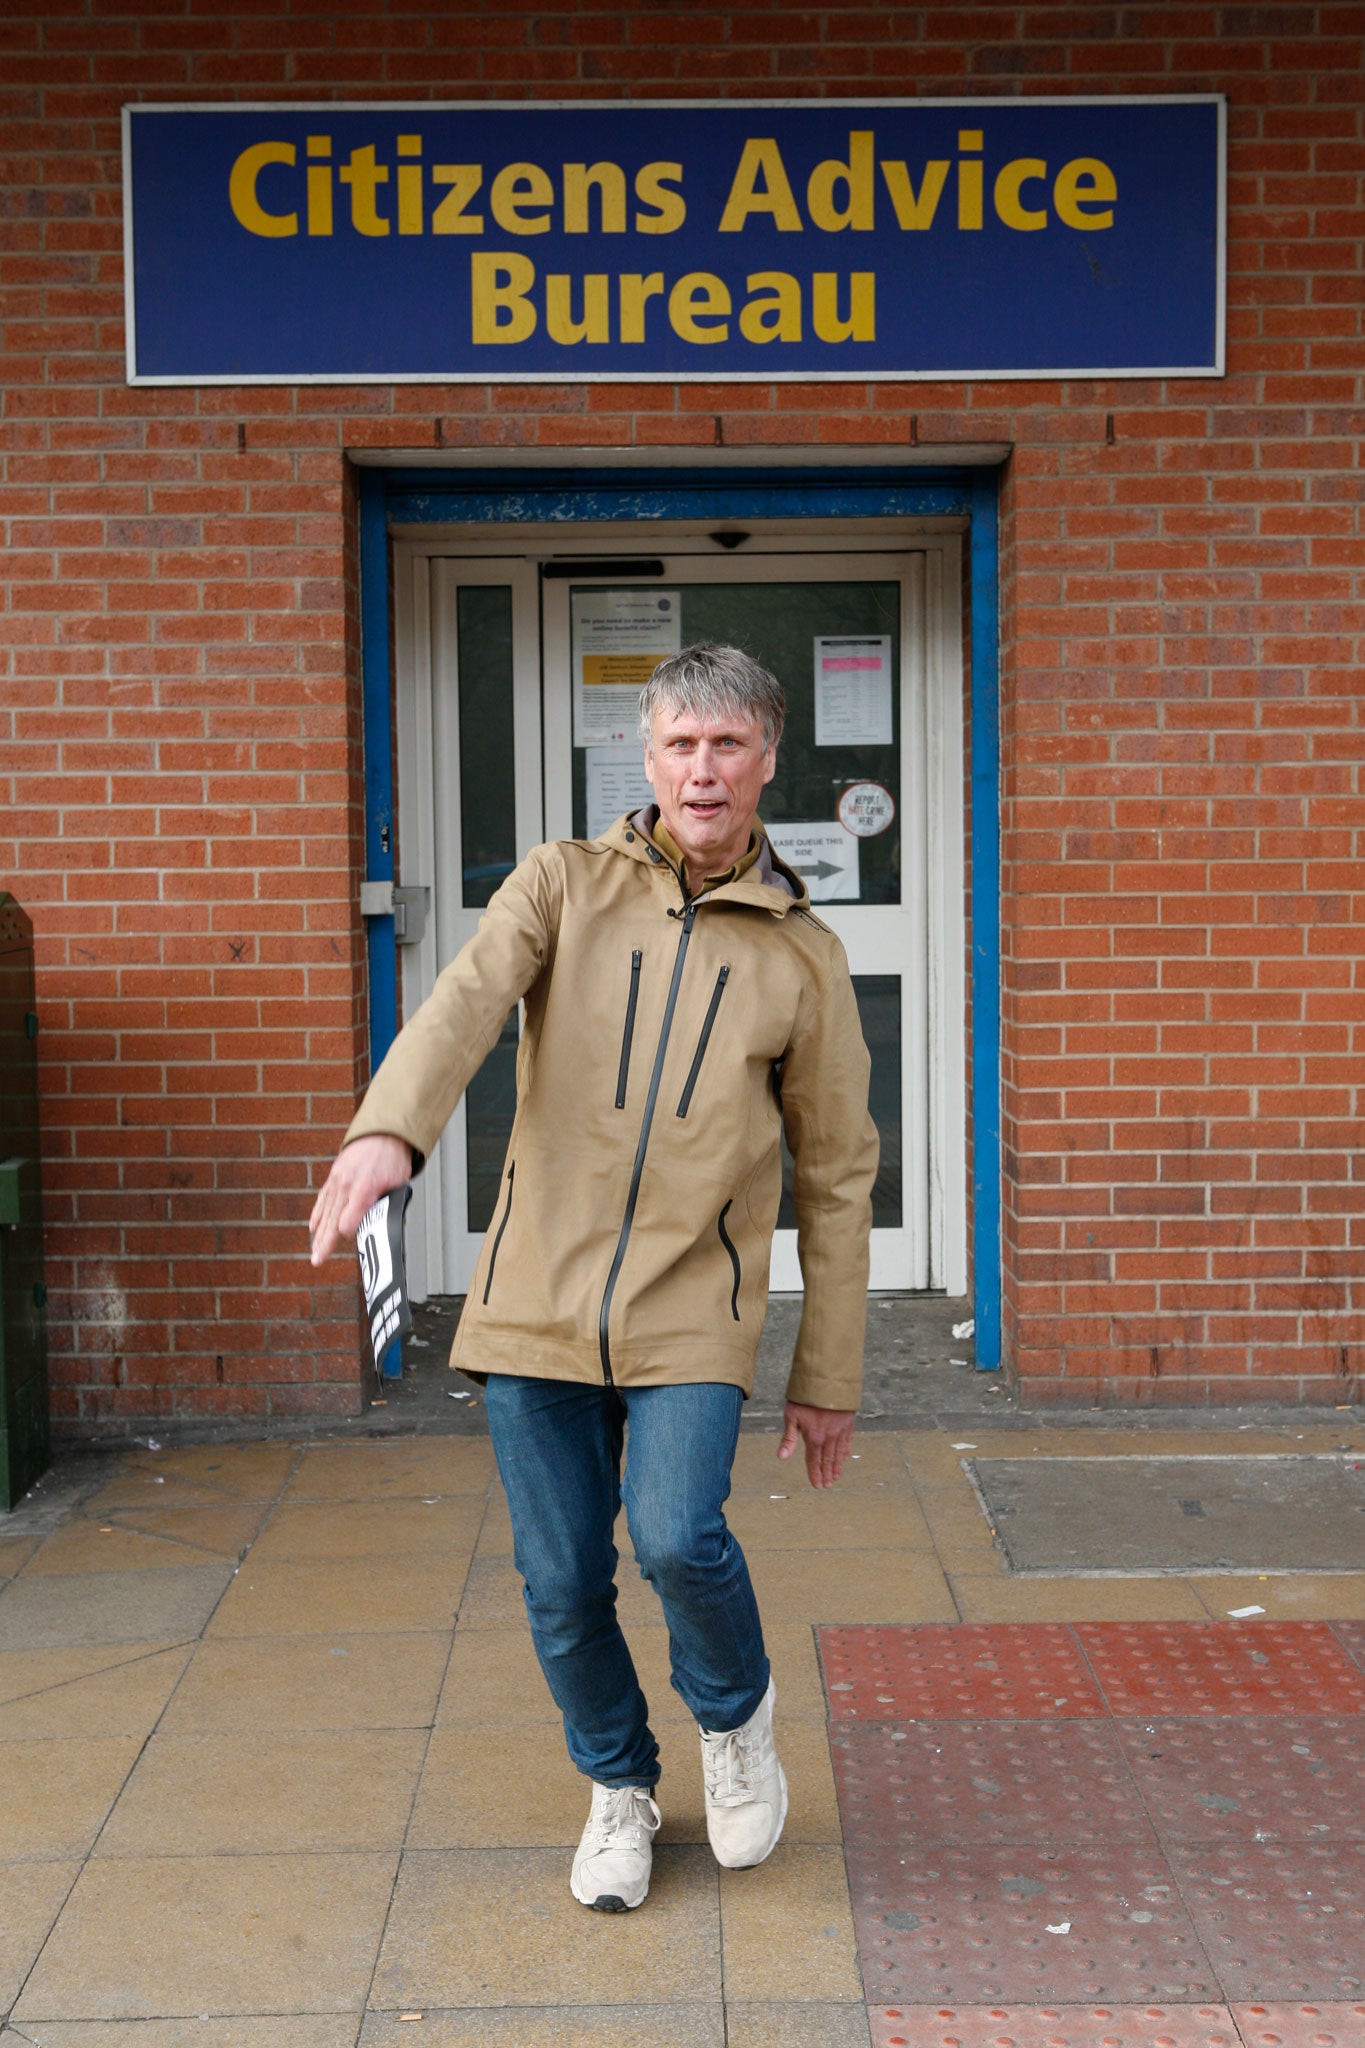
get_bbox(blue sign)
[123,99,1224,384]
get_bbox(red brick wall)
[1,4,1360,1424]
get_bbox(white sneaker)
[570,1782,662,1911]
[700,1676,788,1869]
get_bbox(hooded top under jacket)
[344,810,880,1412]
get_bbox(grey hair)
[639,642,785,753]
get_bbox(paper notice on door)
[586,744,654,839]
[766,821,860,902]
[814,635,893,747]
[573,588,681,746]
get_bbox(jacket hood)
[605,807,810,916]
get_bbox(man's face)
[645,701,776,881]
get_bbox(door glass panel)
[778,974,902,1231]
[458,585,517,909]
[568,581,901,907]
[465,1007,518,1231]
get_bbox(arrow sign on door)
[766,822,860,902]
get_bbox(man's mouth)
[686,799,725,816]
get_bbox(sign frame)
[122,95,1227,387]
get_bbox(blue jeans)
[483,1374,770,1788]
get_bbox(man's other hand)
[309,1135,413,1267]
[777,1402,857,1489]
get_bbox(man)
[309,643,877,1911]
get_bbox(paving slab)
[726,1999,872,2047]
[371,1845,720,2008]
[821,1623,1106,1721]
[968,1455,1365,1574]
[0,1858,81,2009]
[0,1564,233,1651]
[0,1644,190,1741]
[1115,1715,1364,1843]
[206,1556,463,1637]
[0,1737,144,1859]
[284,1439,495,1502]
[867,2005,1241,2046]
[848,1840,1219,2006]
[3,2024,358,2048]
[360,2005,725,2047]
[246,1496,485,1563]
[1073,1622,1365,1717]
[719,1844,862,2002]
[94,1727,426,1856]
[1168,1840,1365,2002]
[158,1630,450,1734]
[13,1851,398,2021]
[1233,2004,1365,2048]
[832,1717,1156,1847]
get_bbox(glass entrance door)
[395,534,965,1301]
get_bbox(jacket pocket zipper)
[482,1161,515,1305]
[615,950,642,1109]
[717,1200,742,1321]
[676,964,730,1118]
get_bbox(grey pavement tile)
[0,1566,233,1652]
[371,1846,720,2008]
[13,1852,398,2021]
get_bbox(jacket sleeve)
[778,933,879,1411]
[344,844,563,1167]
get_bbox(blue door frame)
[358,463,1002,1371]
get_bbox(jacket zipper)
[717,1200,742,1321]
[615,949,642,1109]
[598,898,699,1383]
[676,964,729,1117]
[482,1161,515,1305]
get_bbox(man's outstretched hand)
[778,1401,857,1489]
[309,1134,413,1266]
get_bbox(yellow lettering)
[806,131,874,232]
[431,167,484,235]
[634,162,685,234]
[228,141,297,238]
[471,252,538,343]
[994,157,1048,232]
[620,272,664,343]
[490,162,554,235]
[719,139,803,233]
[739,270,802,343]
[879,159,949,230]
[812,271,875,343]
[563,163,627,234]
[669,271,731,343]
[957,131,983,231]
[339,144,389,236]
[396,135,423,235]
[546,272,611,343]
[1054,157,1116,229]
[306,136,331,237]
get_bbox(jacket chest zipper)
[597,899,698,1383]
[676,964,729,1118]
[615,949,643,1109]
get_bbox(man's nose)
[689,744,719,782]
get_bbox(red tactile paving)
[820,1624,1106,1721]
[1075,1623,1365,1719]
[833,1718,1155,1845]
[1116,1716,1364,1844]
[849,1841,1218,2005]
[1234,2004,1365,2048]
[1166,1841,1365,2002]
[1331,1622,1365,1672]
[868,2005,1241,2047]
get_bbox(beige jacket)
[346,812,878,1409]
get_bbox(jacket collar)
[603,809,808,917]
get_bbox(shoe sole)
[570,1883,646,1911]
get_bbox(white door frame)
[392,524,966,1300]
